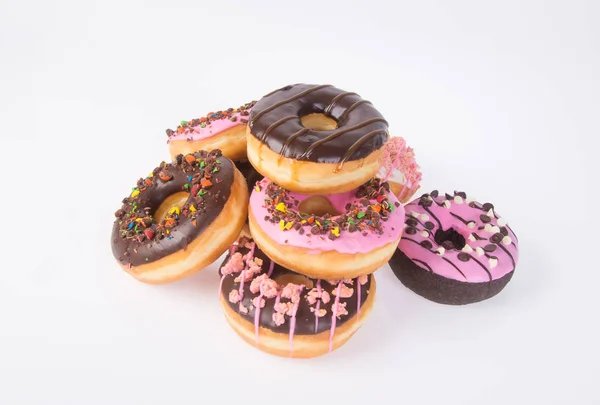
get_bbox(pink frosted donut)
[376,136,422,203]
[389,190,519,305]
[218,236,376,358]
[248,177,406,279]
[166,101,256,161]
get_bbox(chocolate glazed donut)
[246,84,390,194]
[218,237,376,358]
[111,150,248,283]
[249,84,389,163]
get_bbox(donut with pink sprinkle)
[218,236,376,358]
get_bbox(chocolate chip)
[424,221,435,230]
[480,214,491,223]
[406,227,417,235]
[483,244,497,252]
[500,227,508,236]
[482,203,494,211]
[420,240,433,249]
[456,191,467,199]
[457,253,470,262]
[430,190,439,198]
[442,240,455,250]
[490,233,503,243]
[406,218,418,227]
[445,193,453,200]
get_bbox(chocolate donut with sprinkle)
[111,150,248,284]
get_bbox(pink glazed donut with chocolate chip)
[218,236,376,358]
[248,177,406,279]
[389,190,519,305]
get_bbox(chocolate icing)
[249,84,389,164]
[219,239,372,335]
[111,150,234,267]
[389,249,514,305]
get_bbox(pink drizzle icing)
[399,192,519,282]
[237,242,256,304]
[314,280,322,333]
[219,243,239,298]
[377,136,422,191]
[328,282,343,352]
[254,259,275,344]
[288,286,304,356]
[249,178,406,254]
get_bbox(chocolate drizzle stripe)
[467,254,493,281]
[498,243,516,271]
[259,115,298,142]
[472,233,485,241]
[402,237,467,280]
[423,206,443,230]
[324,91,358,114]
[299,117,388,159]
[440,257,468,280]
[279,128,309,158]
[412,258,433,272]
[450,212,469,225]
[338,99,373,123]
[337,129,388,169]
[250,84,332,124]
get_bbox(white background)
[1,0,598,404]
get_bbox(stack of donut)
[110,83,519,359]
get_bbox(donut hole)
[300,113,338,131]
[154,192,189,223]
[298,196,341,217]
[274,273,314,290]
[434,228,466,250]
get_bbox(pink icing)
[288,286,304,355]
[237,243,256,306]
[377,136,422,190]
[314,280,322,333]
[398,191,519,283]
[253,259,275,344]
[167,103,254,142]
[328,282,343,352]
[168,114,245,141]
[249,178,406,254]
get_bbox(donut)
[248,177,406,279]
[111,150,249,284]
[389,190,519,305]
[247,84,389,194]
[218,236,376,358]
[166,101,255,161]
[376,136,422,203]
